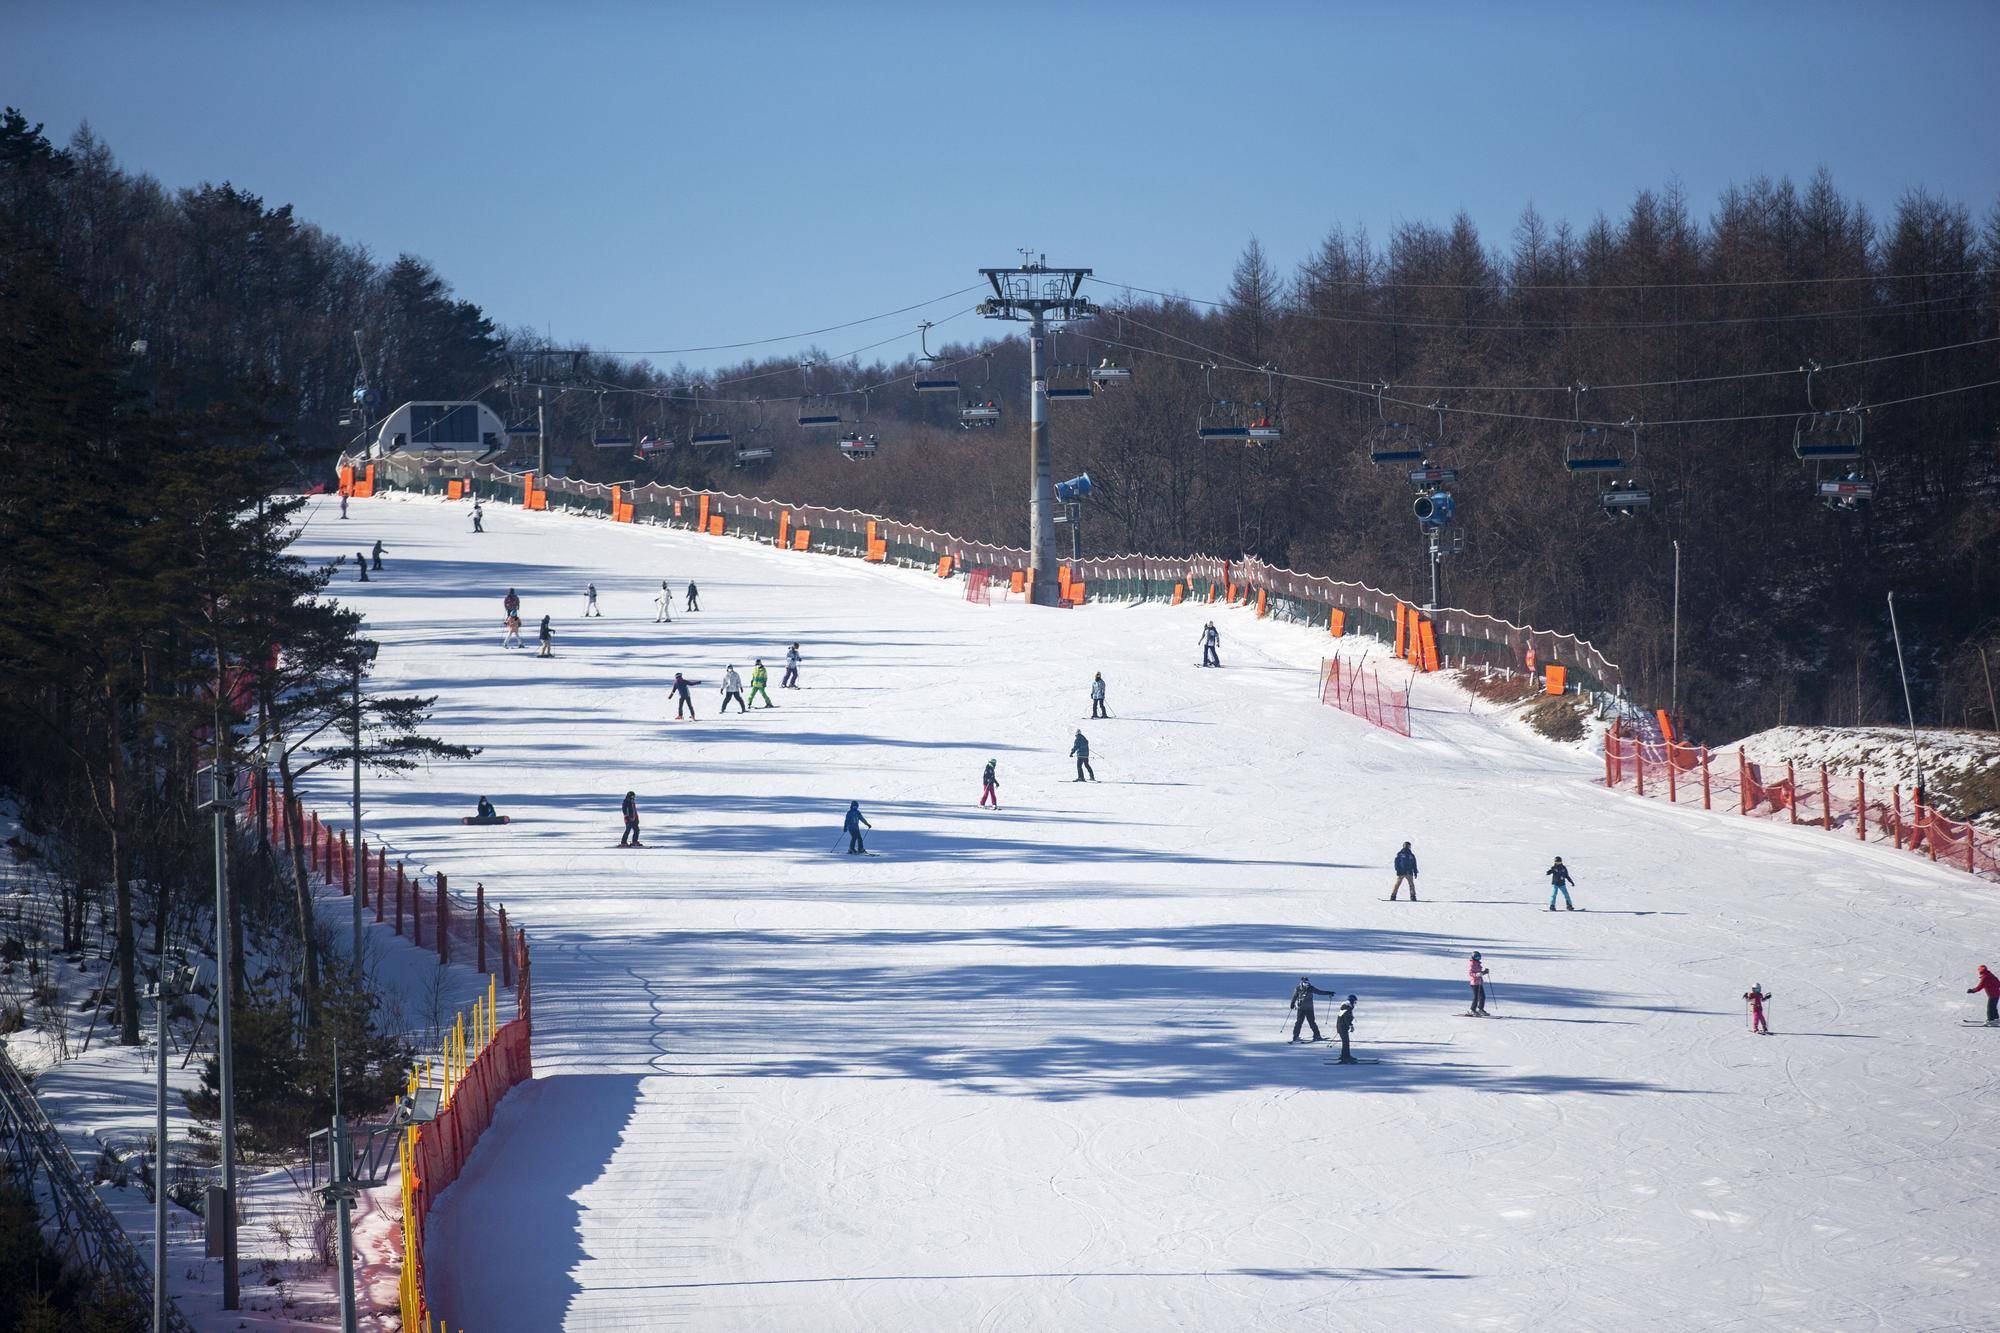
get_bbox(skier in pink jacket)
[1467,952,1489,1016]
[1743,984,1773,1035]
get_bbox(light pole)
[1671,538,1681,721]
[150,961,198,1331]
[1886,592,1923,795]
[311,1059,441,1333]
[199,753,241,1309]
[978,256,1097,606]
[350,661,363,970]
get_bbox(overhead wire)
[586,285,986,357]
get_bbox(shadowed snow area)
[294,493,1997,1331]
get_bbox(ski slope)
[294,493,1998,1332]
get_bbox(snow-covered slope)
[293,493,1999,1332]
[1732,724,2000,831]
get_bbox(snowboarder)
[502,613,522,649]
[1391,841,1419,900]
[720,665,746,713]
[1200,621,1221,667]
[371,540,384,571]
[1743,983,1773,1035]
[1545,856,1577,911]
[685,580,700,611]
[1090,672,1108,719]
[471,499,484,532]
[584,583,602,617]
[1334,995,1359,1063]
[1070,730,1096,782]
[670,672,698,720]
[619,790,642,847]
[782,643,802,688]
[1968,964,1999,1025]
[843,800,871,854]
[1289,975,1336,1042]
[355,551,370,582]
[339,492,349,519]
[654,581,673,623]
[476,796,497,821]
[980,759,999,809]
[536,614,554,658]
[503,588,521,619]
[748,659,774,708]
[1468,952,1489,1015]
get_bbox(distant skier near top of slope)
[1546,856,1577,911]
[1289,976,1335,1043]
[685,580,700,612]
[654,581,673,623]
[720,665,746,713]
[1334,995,1359,1063]
[1200,621,1221,668]
[1743,983,1773,1034]
[843,801,871,855]
[339,492,349,519]
[1070,730,1096,782]
[1392,841,1419,901]
[1468,952,1489,1015]
[1090,672,1108,718]
[980,759,999,809]
[471,499,484,531]
[1970,964,2000,1025]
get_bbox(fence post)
[1857,773,1866,841]
[412,873,423,947]
[437,874,450,965]
[1635,740,1645,798]
[1786,762,1797,824]
[1892,785,1903,850]
[1968,826,1977,875]
[1739,750,1751,815]
[1666,743,1678,803]
[339,831,351,892]
[359,838,369,909]
[1604,722,1616,787]
[395,864,405,936]
[476,883,487,975]
[1701,747,1712,810]
[498,905,510,987]
[376,848,387,922]
[1820,766,1831,831]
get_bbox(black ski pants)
[1091,698,1107,718]
[620,818,640,847]
[847,829,865,854]
[722,690,745,713]
[1202,644,1220,667]
[1470,983,1486,1014]
[782,665,799,688]
[1337,1029,1352,1060]
[1987,993,1998,1023]
[686,593,700,611]
[1292,1006,1323,1041]
[1074,756,1095,781]
[674,691,695,719]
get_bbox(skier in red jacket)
[1969,965,1999,1025]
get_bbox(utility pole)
[537,383,547,479]
[1426,528,1443,611]
[1671,538,1681,721]
[203,713,240,1309]
[350,661,363,970]
[978,255,1096,606]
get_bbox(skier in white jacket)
[653,581,673,623]
[720,665,746,713]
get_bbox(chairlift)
[1364,384,1422,464]
[1046,365,1096,401]
[914,322,960,394]
[1562,390,1626,472]
[1599,475,1654,518]
[1089,357,1133,388]
[733,444,774,468]
[959,353,1002,428]
[838,432,878,460]
[1792,362,1864,461]
[1194,364,1249,440]
[1241,367,1286,443]
[1817,462,1878,513]
[634,435,672,459]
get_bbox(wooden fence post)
[437,873,450,965]
[1857,773,1866,840]
[376,848,386,922]
[1701,747,1712,810]
[498,905,510,987]
[1892,785,1903,850]
[1820,766,1832,831]
[1635,740,1645,798]
[1666,743,1678,803]
[1786,762,1797,824]
[476,883,487,975]
[395,864,405,936]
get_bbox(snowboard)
[1329,1059,1381,1065]
[461,815,511,825]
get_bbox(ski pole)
[1484,979,1497,1014]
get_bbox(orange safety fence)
[241,781,535,1329]
[1603,721,1999,883]
[1318,656,1412,736]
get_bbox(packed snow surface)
[295,494,1998,1331]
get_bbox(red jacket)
[1469,958,1487,984]
[1971,968,2000,998]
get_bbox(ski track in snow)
[294,494,1998,1332]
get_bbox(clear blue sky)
[9,1,1998,373]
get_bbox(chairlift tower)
[979,254,1097,606]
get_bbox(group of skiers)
[1386,842,1579,912]
[1289,977,1360,1062]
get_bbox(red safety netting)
[1603,723,1999,883]
[1319,657,1412,736]
[965,568,992,604]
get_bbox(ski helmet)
[1346,995,1356,1003]
[1472,951,1481,959]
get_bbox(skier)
[1334,995,1359,1063]
[1545,856,1577,911]
[1090,672,1108,719]
[669,672,698,720]
[654,581,673,623]
[502,613,522,649]
[685,580,700,612]
[339,492,349,519]
[619,790,642,847]
[537,614,554,658]
[720,665,746,713]
[1968,964,1999,1025]
[584,583,602,617]
[843,800,871,854]
[1391,841,1419,900]
[1467,951,1489,1015]
[980,758,999,809]
[1069,729,1096,782]
[1743,983,1773,1035]
[471,499,484,532]
[503,588,521,620]
[748,659,774,708]
[782,643,802,688]
[371,540,384,571]
[1288,975,1337,1043]
[355,551,370,582]
[1200,621,1221,667]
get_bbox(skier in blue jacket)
[843,801,872,855]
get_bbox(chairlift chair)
[691,410,734,448]
[1045,364,1095,401]
[1565,424,1627,472]
[1362,385,1422,463]
[838,432,878,460]
[1196,400,1250,441]
[797,398,842,428]
[1089,358,1133,388]
[1817,462,1877,512]
[634,435,672,459]
[914,322,961,394]
[1245,401,1284,444]
[959,399,1001,428]
[733,444,774,468]
[1599,474,1654,518]
[1792,361,1864,461]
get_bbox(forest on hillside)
[3,108,1997,741]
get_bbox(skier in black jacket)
[670,672,699,720]
[619,791,641,847]
[1334,996,1359,1063]
[1070,730,1096,782]
[1391,842,1419,900]
[1289,976,1337,1042]
[843,801,871,854]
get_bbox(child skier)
[1545,856,1577,911]
[1468,952,1489,1015]
[1968,964,1999,1025]
[1334,995,1359,1063]
[720,665,746,713]
[980,759,999,809]
[355,551,370,581]
[1289,975,1337,1043]
[584,583,602,617]
[748,659,774,708]
[1090,672,1108,718]
[670,672,698,720]
[1391,841,1419,900]
[502,614,522,649]
[1070,730,1096,782]
[1743,984,1773,1035]
[339,492,349,519]
[619,791,642,847]
[1200,621,1221,667]
[537,615,554,658]
[843,801,871,854]
[471,499,484,532]
[783,643,802,688]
